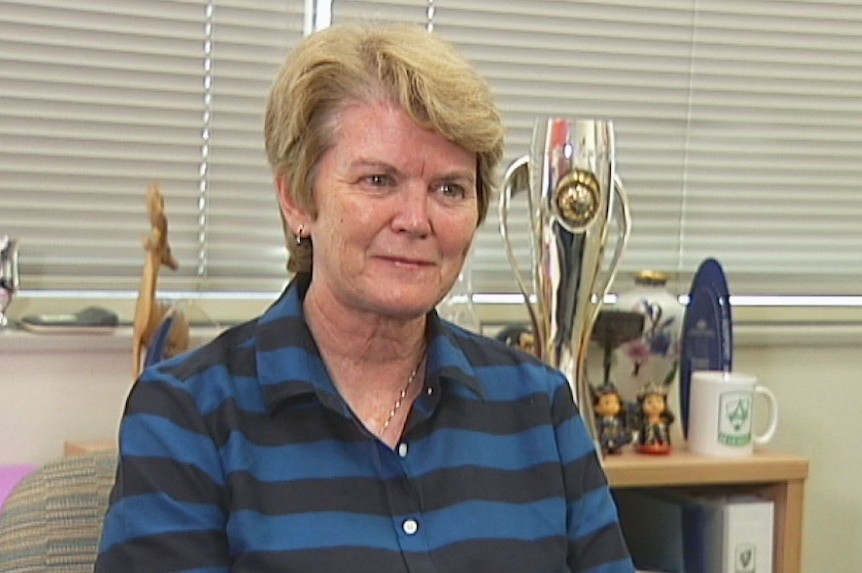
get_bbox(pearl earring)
[295,225,304,245]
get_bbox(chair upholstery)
[0,450,117,572]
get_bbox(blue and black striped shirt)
[96,278,634,572]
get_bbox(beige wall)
[0,333,132,463]
[1,325,859,572]
[734,339,861,573]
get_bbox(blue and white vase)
[612,270,683,403]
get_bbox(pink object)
[0,464,38,512]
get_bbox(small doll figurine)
[634,382,674,455]
[592,382,632,455]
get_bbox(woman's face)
[297,100,478,320]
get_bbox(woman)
[96,23,634,573]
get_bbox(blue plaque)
[680,258,733,437]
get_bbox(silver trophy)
[500,118,631,444]
[0,235,20,329]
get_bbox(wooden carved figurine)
[132,183,189,377]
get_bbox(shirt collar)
[254,275,486,413]
[424,312,485,400]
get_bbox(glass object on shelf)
[0,236,19,329]
[437,248,481,333]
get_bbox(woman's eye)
[436,182,467,199]
[364,174,393,187]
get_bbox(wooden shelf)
[63,439,116,457]
[604,446,808,487]
[604,446,809,573]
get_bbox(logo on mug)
[718,391,752,446]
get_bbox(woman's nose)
[392,183,432,237]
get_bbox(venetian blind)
[334,0,862,297]
[1,0,861,299]
[0,0,301,293]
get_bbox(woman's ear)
[276,175,310,232]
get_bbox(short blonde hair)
[264,23,505,274]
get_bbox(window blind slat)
[416,0,862,296]
[202,2,304,291]
[0,0,303,293]
[1,0,860,300]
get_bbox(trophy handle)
[576,174,632,458]
[606,174,633,293]
[499,154,541,342]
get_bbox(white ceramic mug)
[687,371,779,457]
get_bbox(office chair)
[0,450,116,572]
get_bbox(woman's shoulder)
[443,324,567,394]
[139,319,261,395]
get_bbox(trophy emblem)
[500,118,631,444]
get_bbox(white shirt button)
[398,442,408,457]
[426,387,433,395]
[402,518,419,535]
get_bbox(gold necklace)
[380,357,424,432]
